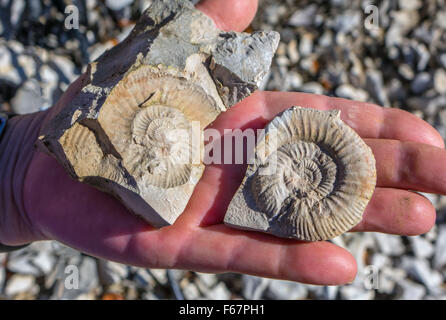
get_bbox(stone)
[105,0,134,11]
[400,257,444,294]
[411,72,433,94]
[0,253,6,292]
[195,272,218,288]
[298,82,324,95]
[333,11,362,34]
[340,285,375,300]
[366,69,390,106]
[439,54,446,69]
[134,268,156,289]
[415,43,431,72]
[285,71,303,91]
[5,274,36,297]
[321,285,338,300]
[266,280,308,300]
[434,225,446,269]
[370,253,392,269]
[409,236,434,259]
[224,107,376,241]
[10,0,25,30]
[388,78,407,102]
[147,269,168,285]
[319,31,333,48]
[10,79,44,114]
[288,4,318,27]
[264,4,286,26]
[205,282,231,300]
[242,275,270,300]
[97,260,129,285]
[0,41,22,86]
[299,55,319,75]
[398,0,422,10]
[397,279,426,300]
[348,233,375,269]
[287,40,299,64]
[37,0,279,228]
[299,33,313,57]
[373,233,405,256]
[182,282,201,300]
[7,244,54,276]
[335,84,369,102]
[377,267,400,295]
[33,251,56,275]
[398,63,414,81]
[434,68,446,94]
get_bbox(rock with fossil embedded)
[37,0,280,228]
[224,107,377,241]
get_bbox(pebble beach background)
[1,0,446,300]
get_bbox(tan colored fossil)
[224,106,377,241]
[54,65,221,226]
[37,0,279,228]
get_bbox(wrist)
[0,110,48,245]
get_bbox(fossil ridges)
[224,107,377,241]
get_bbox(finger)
[128,224,357,285]
[351,188,436,235]
[196,0,258,32]
[28,156,355,285]
[366,139,446,194]
[181,91,445,225]
[215,91,444,148]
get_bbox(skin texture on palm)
[5,0,446,285]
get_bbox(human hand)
[2,0,445,285]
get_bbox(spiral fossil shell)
[36,0,280,228]
[224,107,377,241]
[52,65,220,227]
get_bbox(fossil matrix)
[38,0,280,227]
[224,107,377,241]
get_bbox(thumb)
[196,0,258,32]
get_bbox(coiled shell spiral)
[224,106,377,241]
[53,65,223,227]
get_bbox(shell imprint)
[224,107,377,241]
[37,0,280,228]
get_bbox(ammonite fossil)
[224,107,377,241]
[37,0,279,227]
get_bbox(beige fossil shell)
[53,65,223,227]
[224,106,377,241]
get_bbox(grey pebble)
[400,257,444,295]
[434,225,446,269]
[5,274,36,297]
[366,69,390,106]
[409,236,435,259]
[288,4,318,27]
[242,275,270,300]
[335,84,369,102]
[397,279,426,300]
[373,233,405,256]
[411,72,433,94]
[266,280,308,300]
[434,69,446,94]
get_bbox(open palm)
[19,0,446,285]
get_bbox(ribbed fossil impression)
[37,0,279,227]
[224,107,377,241]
